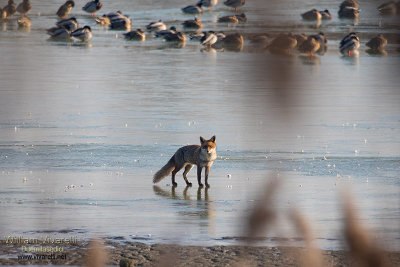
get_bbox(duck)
[17,16,30,27]
[163,31,186,42]
[16,0,31,16]
[338,0,359,19]
[82,0,102,16]
[221,33,243,44]
[340,32,360,56]
[0,8,6,19]
[201,31,218,47]
[268,33,297,54]
[3,0,16,18]
[218,14,239,23]
[249,34,270,49]
[338,6,359,19]
[197,0,218,11]
[110,17,131,30]
[182,3,203,14]
[95,14,110,25]
[319,9,332,20]
[56,17,79,31]
[377,1,398,15]
[366,34,387,51]
[294,33,307,47]
[71,25,92,41]
[155,26,176,38]
[310,32,327,54]
[339,0,359,10]
[219,32,244,51]
[146,20,167,31]
[106,11,123,20]
[298,35,320,56]
[182,17,202,29]
[57,0,75,19]
[109,13,131,30]
[47,26,71,40]
[124,29,146,41]
[311,32,327,45]
[249,34,269,44]
[107,11,130,23]
[235,13,247,22]
[216,32,226,41]
[189,32,205,40]
[223,0,245,12]
[340,32,356,47]
[301,9,322,21]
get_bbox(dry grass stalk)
[154,245,177,267]
[290,209,323,267]
[85,239,107,267]
[246,177,279,241]
[342,192,390,267]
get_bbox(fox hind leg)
[171,164,185,187]
[183,164,194,187]
[171,170,177,187]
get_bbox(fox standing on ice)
[153,136,217,187]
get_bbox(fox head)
[200,136,216,154]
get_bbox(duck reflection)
[1,21,6,31]
[153,185,215,235]
[341,52,359,65]
[298,55,320,65]
[71,41,92,49]
[1,19,17,31]
[309,20,321,29]
[200,46,218,53]
[366,49,387,56]
[158,41,186,49]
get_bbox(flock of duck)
[285,0,394,57]
[262,0,395,56]
[0,0,397,55]
[0,0,246,49]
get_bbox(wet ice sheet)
[0,0,399,251]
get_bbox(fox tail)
[153,156,175,183]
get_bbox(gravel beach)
[1,239,400,266]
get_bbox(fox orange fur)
[153,136,217,187]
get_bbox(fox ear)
[200,136,206,144]
[209,135,216,143]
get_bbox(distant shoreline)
[1,239,399,266]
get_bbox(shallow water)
[0,0,399,251]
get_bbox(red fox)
[153,136,217,187]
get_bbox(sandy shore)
[1,239,400,266]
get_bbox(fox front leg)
[197,166,203,187]
[205,166,210,188]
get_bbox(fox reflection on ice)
[153,185,216,236]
